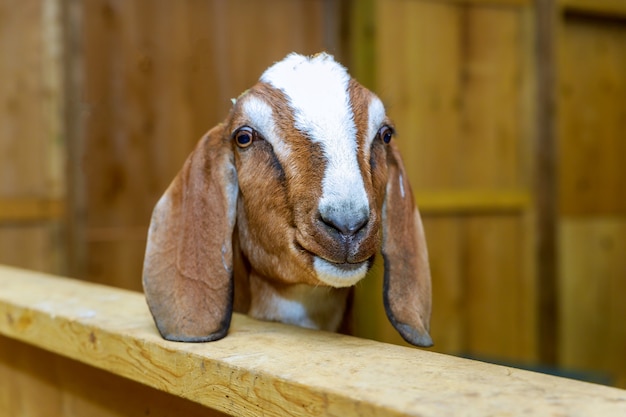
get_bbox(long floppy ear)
[143,124,238,342]
[382,142,433,347]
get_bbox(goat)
[143,53,433,347]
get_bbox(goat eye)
[234,126,255,148]
[378,125,394,144]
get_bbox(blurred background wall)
[1,0,624,387]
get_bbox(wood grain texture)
[559,219,626,388]
[0,0,66,275]
[1,265,625,417]
[0,335,227,417]
[72,0,331,288]
[368,0,538,362]
[559,14,626,216]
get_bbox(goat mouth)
[311,256,372,288]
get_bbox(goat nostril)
[319,209,369,237]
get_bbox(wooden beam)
[559,0,626,18]
[423,0,531,6]
[1,265,625,417]
[534,0,560,366]
[415,189,531,215]
[0,199,65,223]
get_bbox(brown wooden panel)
[370,0,537,362]
[0,1,64,198]
[375,1,530,190]
[559,218,626,388]
[0,226,64,273]
[422,217,466,354]
[0,1,65,274]
[77,0,331,288]
[464,215,537,361]
[559,15,626,216]
[376,0,463,189]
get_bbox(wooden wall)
[0,1,65,274]
[351,0,538,364]
[1,0,625,388]
[557,3,626,387]
[67,0,339,288]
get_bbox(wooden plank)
[374,0,537,363]
[558,14,626,216]
[415,189,530,214]
[0,199,65,223]
[427,0,531,6]
[376,0,463,190]
[1,265,625,416]
[560,0,626,17]
[459,7,529,189]
[0,226,63,273]
[0,335,227,417]
[0,0,64,198]
[559,218,626,388]
[419,217,466,353]
[464,215,537,361]
[534,0,560,365]
[0,0,66,275]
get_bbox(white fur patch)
[256,284,345,331]
[367,96,386,150]
[399,174,406,199]
[241,96,291,162]
[261,53,369,229]
[313,257,369,288]
[265,293,317,329]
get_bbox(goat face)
[143,53,432,347]
[230,55,390,289]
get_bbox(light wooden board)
[1,265,625,417]
[0,335,227,417]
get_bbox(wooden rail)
[1,265,625,417]
[0,198,65,223]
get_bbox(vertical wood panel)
[559,15,626,216]
[558,12,626,387]
[369,0,536,361]
[0,0,65,274]
[77,0,330,289]
[465,215,536,360]
[376,0,463,190]
[559,219,626,386]
[422,217,465,354]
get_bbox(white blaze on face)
[241,96,292,163]
[261,53,368,216]
[260,53,380,286]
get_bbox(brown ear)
[381,143,433,347]
[143,125,238,342]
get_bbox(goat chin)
[143,52,433,347]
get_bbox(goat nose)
[319,207,369,237]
